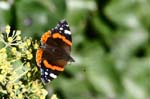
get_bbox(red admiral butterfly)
[36,19,75,83]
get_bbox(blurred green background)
[0,0,149,99]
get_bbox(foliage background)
[0,0,149,99]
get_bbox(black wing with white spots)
[52,19,72,42]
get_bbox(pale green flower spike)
[51,94,58,99]
[0,25,47,98]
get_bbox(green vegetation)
[0,0,149,99]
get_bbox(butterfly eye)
[52,48,56,52]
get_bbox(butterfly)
[36,19,74,83]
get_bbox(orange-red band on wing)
[41,31,51,44]
[52,33,72,46]
[43,60,64,71]
[36,48,43,67]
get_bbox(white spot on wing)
[59,31,62,33]
[60,27,63,30]
[47,79,51,82]
[45,72,48,75]
[64,30,71,35]
[50,73,57,78]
